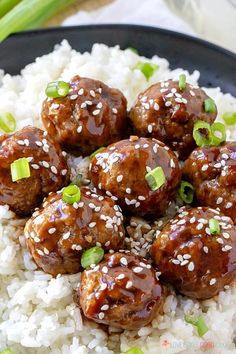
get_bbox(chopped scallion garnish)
[125,347,144,354]
[193,120,212,147]
[178,74,186,90]
[185,314,209,337]
[10,157,31,182]
[209,218,220,235]
[210,122,226,145]
[45,80,70,98]
[222,112,236,125]
[133,62,159,80]
[145,166,166,191]
[89,147,106,160]
[81,246,104,268]
[178,181,195,204]
[0,112,16,133]
[62,185,81,204]
[204,98,217,113]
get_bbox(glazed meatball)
[90,136,181,216]
[76,252,163,330]
[151,206,236,299]
[24,187,125,276]
[183,142,236,221]
[41,76,127,155]
[0,126,69,216]
[129,79,217,159]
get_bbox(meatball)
[183,142,236,221]
[24,187,125,276]
[0,126,69,216]
[90,136,181,216]
[76,252,163,330]
[129,79,217,159]
[151,206,236,299]
[41,76,127,155]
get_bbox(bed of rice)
[0,41,236,354]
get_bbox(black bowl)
[0,24,236,94]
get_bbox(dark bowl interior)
[0,24,236,95]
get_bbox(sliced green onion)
[81,246,104,268]
[0,348,14,354]
[125,347,144,354]
[0,0,21,19]
[185,314,209,337]
[204,98,217,113]
[0,0,81,42]
[178,181,195,204]
[10,158,31,182]
[133,62,159,80]
[89,147,106,160]
[0,112,16,133]
[222,112,236,125]
[62,185,81,205]
[178,74,186,90]
[193,120,212,147]
[127,47,138,54]
[145,166,166,191]
[209,218,220,235]
[45,81,69,98]
[210,122,226,146]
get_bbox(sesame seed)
[126,281,133,289]
[48,228,56,234]
[31,164,40,170]
[190,90,195,96]
[100,283,107,290]
[98,312,105,319]
[116,274,125,280]
[183,254,191,259]
[203,246,209,253]
[126,188,131,194]
[224,245,232,251]
[117,175,123,183]
[89,222,96,228]
[37,249,44,256]
[133,267,143,273]
[70,94,78,100]
[77,126,82,133]
[181,260,189,266]
[172,259,180,265]
[222,232,230,239]
[165,101,172,107]
[226,202,233,209]
[97,102,103,109]
[102,266,108,274]
[216,238,224,244]
[201,164,208,171]
[42,161,49,168]
[138,196,145,201]
[188,262,195,271]
[61,169,67,176]
[209,278,216,285]
[216,197,223,205]
[78,88,84,95]
[120,257,128,266]
[93,109,100,116]
[190,217,196,224]
[44,247,49,255]
[112,108,118,114]
[147,124,153,133]
[154,102,160,111]
[90,90,96,97]
[81,102,87,109]
[36,141,43,147]
[51,166,57,174]
[196,223,203,230]
[62,232,70,240]
[101,304,109,311]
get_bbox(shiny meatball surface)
[0,126,69,216]
[24,187,125,276]
[183,142,236,221]
[129,80,217,159]
[76,252,163,330]
[151,207,236,299]
[90,136,181,216]
[41,76,127,155]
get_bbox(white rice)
[0,41,236,354]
